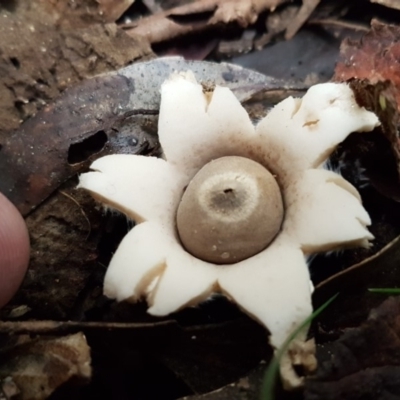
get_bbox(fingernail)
[0,192,30,308]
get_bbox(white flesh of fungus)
[78,71,379,389]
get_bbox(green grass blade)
[260,293,339,400]
[368,288,400,294]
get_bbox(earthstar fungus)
[79,71,379,387]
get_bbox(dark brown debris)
[179,364,266,400]
[305,296,400,400]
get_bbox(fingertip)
[0,192,30,308]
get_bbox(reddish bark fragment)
[334,20,400,112]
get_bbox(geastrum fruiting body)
[79,71,379,387]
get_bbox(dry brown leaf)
[124,0,289,44]
[0,333,91,400]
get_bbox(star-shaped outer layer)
[79,71,379,361]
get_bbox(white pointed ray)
[257,83,380,177]
[147,249,219,316]
[78,154,187,226]
[284,169,374,253]
[158,72,255,176]
[218,235,312,350]
[104,221,175,302]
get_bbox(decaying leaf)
[124,0,290,44]
[0,73,158,217]
[0,57,284,216]
[305,296,400,400]
[0,332,91,400]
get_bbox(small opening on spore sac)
[224,188,233,194]
[68,131,108,164]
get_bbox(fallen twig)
[124,0,290,44]
[285,0,321,39]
